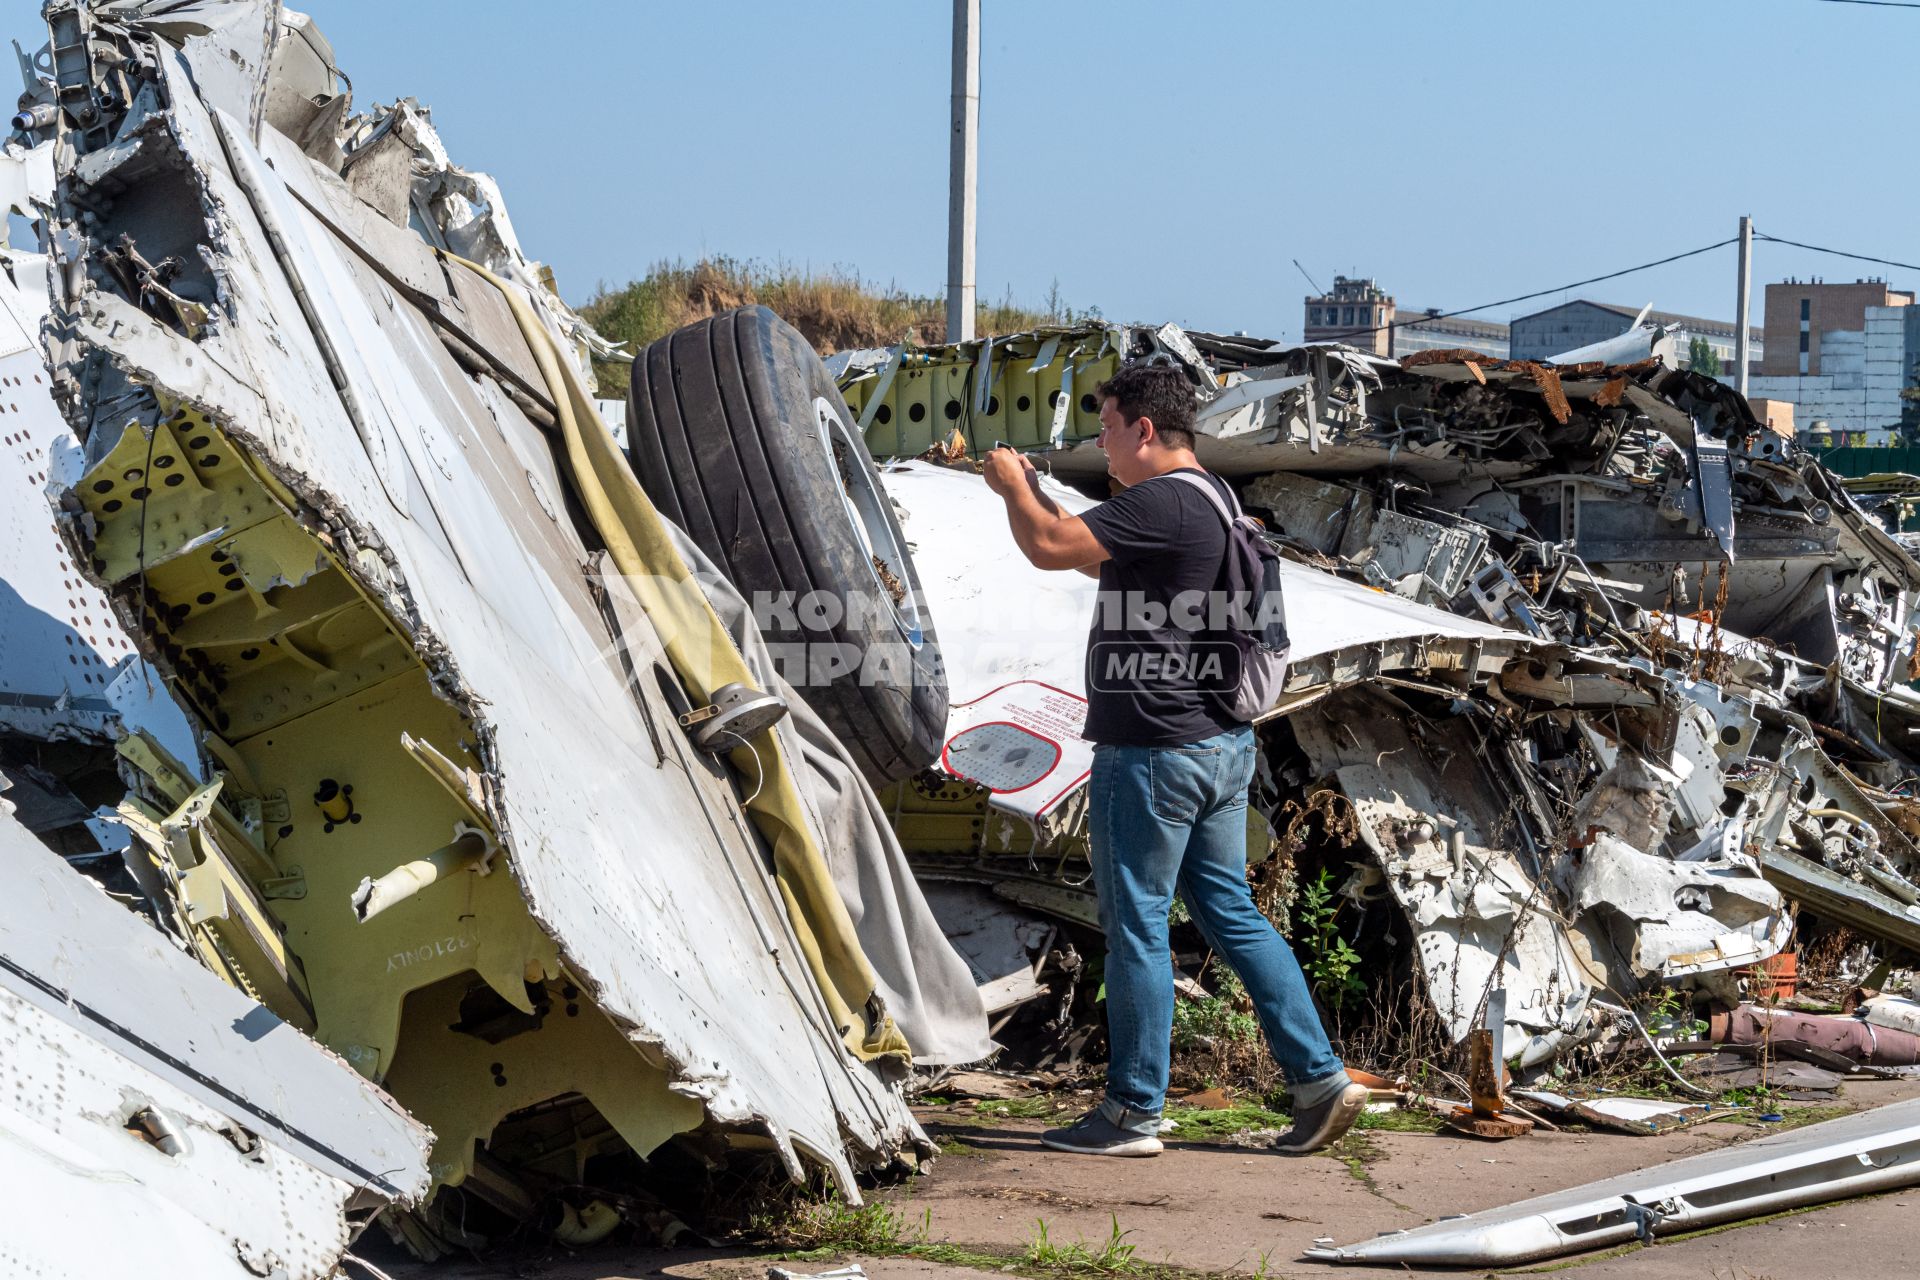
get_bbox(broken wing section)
[1307,1096,1920,1266]
[0,797,431,1280]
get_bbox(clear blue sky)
[9,1,1915,339]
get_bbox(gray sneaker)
[1040,1103,1164,1157]
[1271,1082,1369,1155]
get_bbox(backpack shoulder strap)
[1155,469,1241,524]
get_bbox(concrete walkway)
[383,1078,1920,1280]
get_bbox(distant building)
[1509,300,1761,369]
[1303,276,1395,357]
[1755,278,1912,377]
[1302,279,1508,360]
[1748,278,1918,445]
[1392,308,1509,360]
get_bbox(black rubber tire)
[627,306,948,788]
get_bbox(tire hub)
[814,397,925,648]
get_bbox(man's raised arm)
[983,447,1108,576]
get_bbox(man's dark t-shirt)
[1078,468,1244,747]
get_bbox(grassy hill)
[578,257,1089,398]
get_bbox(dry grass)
[579,257,1087,397]
[1799,924,1869,999]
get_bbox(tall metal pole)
[1735,214,1753,397]
[946,0,978,343]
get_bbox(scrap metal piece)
[1692,430,1737,560]
[1862,994,1920,1037]
[114,761,319,1029]
[1306,1097,1920,1267]
[1547,309,1681,368]
[351,823,495,923]
[1510,1089,1733,1136]
[939,680,1093,839]
[918,882,1056,1016]
[1292,699,1593,1065]
[883,459,1525,714]
[1447,992,1532,1140]
[1466,560,1548,637]
[0,800,430,1278]
[1569,827,1788,983]
[678,680,790,752]
[0,148,195,763]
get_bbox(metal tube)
[1592,998,1715,1098]
[351,829,490,923]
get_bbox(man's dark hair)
[1095,362,1197,450]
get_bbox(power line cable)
[1319,238,1737,343]
[1753,231,1920,277]
[1814,0,1920,9]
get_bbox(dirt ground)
[374,1077,1920,1280]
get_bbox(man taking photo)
[981,362,1365,1158]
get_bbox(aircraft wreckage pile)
[834,321,1920,1068]
[4,2,1920,1276]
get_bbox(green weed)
[1027,1214,1140,1274]
[1167,1099,1441,1141]
[758,1199,919,1253]
[1164,1104,1288,1140]
[933,1133,999,1160]
[1352,1107,1447,1134]
[975,1097,1075,1120]
[1171,966,1260,1051]
[761,1197,1219,1280]
[1326,1129,1379,1185]
[1297,869,1366,1010]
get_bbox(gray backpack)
[1158,471,1292,722]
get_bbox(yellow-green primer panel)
[73,409,705,1191]
[842,335,1121,459]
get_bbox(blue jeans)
[1089,725,1344,1121]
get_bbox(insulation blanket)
[662,529,992,1065]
